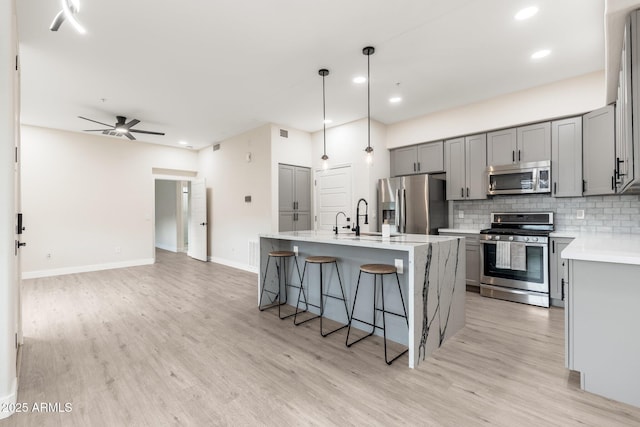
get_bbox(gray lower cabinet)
[445,134,487,200]
[551,117,583,197]
[278,164,311,232]
[549,237,573,306]
[439,232,480,288]
[390,141,444,176]
[583,105,616,196]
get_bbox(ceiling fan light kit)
[79,115,165,141]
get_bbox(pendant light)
[319,68,330,170]
[363,46,375,165]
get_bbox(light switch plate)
[293,246,298,255]
[458,210,464,219]
[576,210,585,219]
[395,259,403,274]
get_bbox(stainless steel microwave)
[487,161,551,195]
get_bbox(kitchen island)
[562,234,640,408]
[258,231,466,368]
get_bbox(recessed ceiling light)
[515,6,538,21]
[353,76,367,84]
[179,141,189,146]
[323,119,333,124]
[389,97,402,104]
[531,49,551,59]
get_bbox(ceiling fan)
[79,115,165,140]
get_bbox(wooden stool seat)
[305,256,337,264]
[268,250,295,257]
[360,263,397,275]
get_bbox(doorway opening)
[154,179,190,254]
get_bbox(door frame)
[313,163,353,231]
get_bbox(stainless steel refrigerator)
[378,174,448,234]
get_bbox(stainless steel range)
[479,212,554,307]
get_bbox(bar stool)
[259,250,307,319]
[346,263,409,365]
[294,256,349,337]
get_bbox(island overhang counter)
[258,231,466,368]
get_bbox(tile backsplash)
[452,194,640,234]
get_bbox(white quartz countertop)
[438,228,481,235]
[561,233,640,265]
[550,231,580,238]
[260,230,461,251]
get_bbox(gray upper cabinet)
[517,122,551,163]
[445,138,465,200]
[551,117,583,198]
[278,164,311,232]
[486,123,551,166]
[583,105,616,196]
[445,134,487,200]
[390,141,444,176]
[487,128,516,166]
[616,19,635,192]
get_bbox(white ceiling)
[17,0,605,150]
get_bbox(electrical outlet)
[115,246,121,254]
[46,252,51,259]
[576,210,585,220]
[293,245,298,256]
[458,210,464,219]
[395,259,403,274]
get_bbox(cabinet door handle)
[518,150,521,162]
[466,187,470,198]
[617,157,626,178]
[582,180,587,193]
[461,187,464,198]
[413,162,416,172]
[512,151,515,162]
[417,162,421,171]
[553,182,557,195]
[561,278,565,301]
[612,174,615,191]
[552,240,555,253]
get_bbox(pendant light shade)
[363,46,375,165]
[319,68,330,170]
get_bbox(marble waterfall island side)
[258,231,465,368]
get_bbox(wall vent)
[279,129,288,138]
[248,240,259,268]
[213,144,221,151]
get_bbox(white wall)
[0,0,18,418]
[386,71,605,148]
[154,180,178,252]
[21,126,198,278]
[198,124,272,271]
[270,124,313,232]
[311,118,389,231]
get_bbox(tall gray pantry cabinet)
[278,164,311,232]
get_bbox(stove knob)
[508,236,514,241]
[524,237,530,242]
[495,236,501,240]
[532,237,538,242]
[487,235,493,240]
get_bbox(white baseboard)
[210,256,258,274]
[0,378,17,420]
[22,258,155,279]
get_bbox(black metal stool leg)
[319,262,348,337]
[346,271,376,347]
[396,272,409,327]
[295,261,317,325]
[383,273,409,365]
[259,255,278,310]
[293,256,309,311]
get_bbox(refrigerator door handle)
[395,188,401,229]
[403,189,407,232]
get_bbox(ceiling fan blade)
[129,129,165,136]
[49,10,65,31]
[78,116,114,128]
[125,119,140,128]
[83,129,112,132]
[124,132,136,140]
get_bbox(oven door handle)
[479,240,547,248]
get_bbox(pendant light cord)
[323,72,327,157]
[367,51,371,151]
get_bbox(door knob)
[200,222,207,226]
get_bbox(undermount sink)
[339,231,403,238]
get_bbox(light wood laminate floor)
[3,249,640,426]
